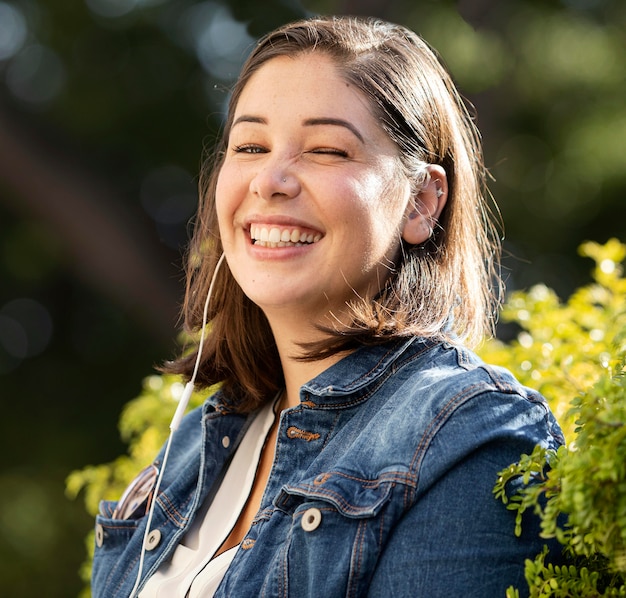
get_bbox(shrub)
[485,239,626,596]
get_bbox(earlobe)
[402,164,448,245]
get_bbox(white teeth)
[268,228,281,243]
[250,224,322,247]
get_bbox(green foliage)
[481,238,626,440]
[489,239,626,596]
[504,547,626,597]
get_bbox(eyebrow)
[232,115,266,127]
[303,118,364,143]
[232,115,365,143]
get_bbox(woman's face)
[215,52,412,325]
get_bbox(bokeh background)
[0,0,624,595]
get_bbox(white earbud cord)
[128,253,226,598]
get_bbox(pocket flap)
[278,471,393,518]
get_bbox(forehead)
[232,52,377,124]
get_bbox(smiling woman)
[91,16,564,598]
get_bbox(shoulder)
[387,339,563,485]
[399,339,532,391]
[358,339,563,482]
[391,339,556,422]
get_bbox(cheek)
[356,171,410,232]
[214,170,237,229]
[365,187,411,266]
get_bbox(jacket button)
[301,508,322,532]
[222,436,230,448]
[146,529,162,551]
[95,523,104,548]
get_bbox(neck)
[265,311,348,410]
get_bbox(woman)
[92,16,564,597]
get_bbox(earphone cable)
[128,253,226,598]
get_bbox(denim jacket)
[92,337,564,597]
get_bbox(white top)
[139,399,277,598]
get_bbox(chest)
[209,405,416,597]
[215,417,279,557]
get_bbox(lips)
[250,224,323,248]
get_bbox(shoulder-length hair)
[164,16,502,412]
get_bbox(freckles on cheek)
[214,188,234,236]
[215,166,246,222]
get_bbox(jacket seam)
[347,519,367,598]
[406,383,513,506]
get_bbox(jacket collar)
[301,336,438,398]
[200,336,442,412]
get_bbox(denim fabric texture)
[92,337,564,597]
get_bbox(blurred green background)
[0,0,624,596]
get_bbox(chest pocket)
[269,471,404,597]
[279,471,394,517]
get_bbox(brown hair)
[164,16,502,412]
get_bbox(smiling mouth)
[250,224,323,248]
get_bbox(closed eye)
[309,148,349,157]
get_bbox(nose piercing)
[282,177,287,183]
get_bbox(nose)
[249,159,300,200]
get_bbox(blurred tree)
[0,0,624,596]
[382,0,626,298]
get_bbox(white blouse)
[139,399,277,598]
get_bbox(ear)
[402,164,448,245]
